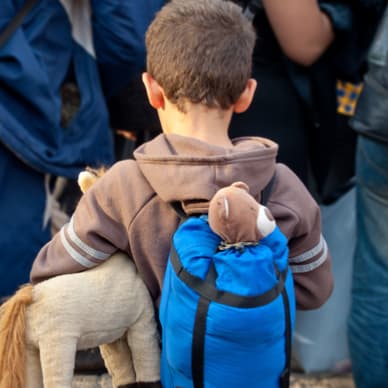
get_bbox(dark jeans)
[348,136,388,387]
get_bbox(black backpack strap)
[261,170,277,206]
[191,296,210,388]
[170,244,287,308]
[169,201,188,220]
[280,286,292,388]
[0,0,39,48]
[191,263,220,388]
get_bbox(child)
[30,0,332,313]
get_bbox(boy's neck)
[159,100,234,148]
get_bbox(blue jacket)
[0,0,113,177]
[0,0,164,178]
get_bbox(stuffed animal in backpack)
[0,168,161,388]
[208,180,276,246]
[208,180,282,295]
[159,181,296,388]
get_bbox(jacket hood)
[134,134,278,213]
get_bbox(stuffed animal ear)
[208,194,231,241]
[256,205,276,238]
[220,196,230,220]
[212,195,230,222]
[230,181,249,192]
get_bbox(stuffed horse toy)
[0,169,161,388]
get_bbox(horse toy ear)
[77,167,106,194]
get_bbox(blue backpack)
[159,181,296,388]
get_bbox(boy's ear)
[142,72,165,109]
[233,78,257,114]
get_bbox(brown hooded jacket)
[30,134,333,310]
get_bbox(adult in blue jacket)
[0,0,163,298]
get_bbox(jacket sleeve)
[30,160,139,284]
[91,0,164,97]
[269,164,334,310]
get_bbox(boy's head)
[145,0,256,113]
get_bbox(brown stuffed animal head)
[208,182,276,244]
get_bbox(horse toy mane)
[0,168,161,388]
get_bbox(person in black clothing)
[230,0,386,201]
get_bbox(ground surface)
[72,373,355,388]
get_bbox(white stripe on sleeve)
[290,239,328,274]
[60,227,99,268]
[289,235,324,264]
[68,217,110,261]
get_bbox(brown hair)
[145,0,256,112]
